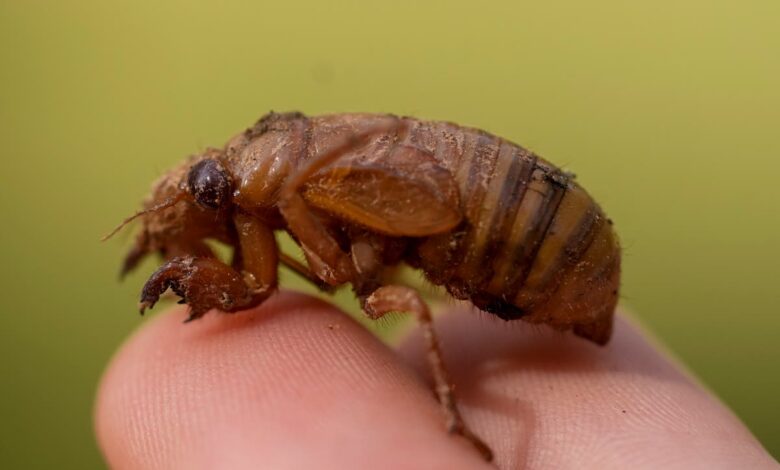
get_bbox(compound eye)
[187,159,232,209]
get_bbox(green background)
[1,1,778,467]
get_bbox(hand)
[95,292,776,469]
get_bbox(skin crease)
[95,292,778,470]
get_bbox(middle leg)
[279,251,336,293]
[277,121,399,286]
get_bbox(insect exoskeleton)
[109,111,621,462]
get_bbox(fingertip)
[95,292,340,469]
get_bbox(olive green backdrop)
[1,1,778,467]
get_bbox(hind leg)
[361,285,494,462]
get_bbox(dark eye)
[187,159,232,209]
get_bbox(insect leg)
[362,285,494,462]
[278,192,355,285]
[279,252,335,293]
[277,121,399,286]
[139,214,278,321]
[139,256,256,321]
[231,211,279,299]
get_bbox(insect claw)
[182,312,200,323]
[461,430,494,463]
[138,299,155,315]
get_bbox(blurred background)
[1,0,778,467]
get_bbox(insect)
[108,111,621,462]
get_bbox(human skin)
[95,292,777,469]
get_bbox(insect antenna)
[101,193,185,241]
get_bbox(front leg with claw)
[140,213,279,322]
[140,256,265,321]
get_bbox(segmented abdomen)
[404,119,621,342]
